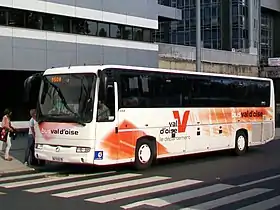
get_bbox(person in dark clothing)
[24,109,36,165]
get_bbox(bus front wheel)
[134,139,155,170]
[234,130,248,156]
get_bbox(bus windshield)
[37,73,96,125]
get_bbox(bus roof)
[43,64,272,81]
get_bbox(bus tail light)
[76,147,91,153]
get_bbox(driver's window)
[97,84,115,122]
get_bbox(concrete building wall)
[0,27,158,71]
[261,0,280,12]
[1,0,159,29]
[0,0,178,70]
[159,43,259,76]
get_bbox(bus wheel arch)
[134,136,157,170]
[234,129,248,155]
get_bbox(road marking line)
[52,176,169,198]
[121,184,234,209]
[181,188,272,210]
[85,179,203,203]
[237,195,280,210]
[0,192,6,195]
[0,171,116,188]
[239,174,280,187]
[0,172,56,182]
[26,173,141,193]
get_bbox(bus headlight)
[35,144,43,149]
[76,147,91,153]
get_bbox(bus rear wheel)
[234,131,248,156]
[134,139,155,170]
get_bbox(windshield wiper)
[42,77,86,126]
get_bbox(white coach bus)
[23,65,275,170]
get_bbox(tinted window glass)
[110,24,122,38]
[118,70,271,108]
[43,14,70,32]
[8,9,24,27]
[0,9,6,25]
[123,26,133,40]
[98,23,109,37]
[26,11,42,30]
[0,6,153,43]
[133,28,143,41]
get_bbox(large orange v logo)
[172,111,190,133]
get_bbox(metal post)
[196,0,201,72]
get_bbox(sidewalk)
[0,135,34,174]
[0,151,34,174]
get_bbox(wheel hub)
[138,144,151,163]
[237,136,245,151]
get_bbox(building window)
[86,21,98,36]
[98,23,109,37]
[25,12,42,30]
[260,12,273,61]
[0,9,6,25]
[0,6,153,43]
[123,26,133,40]
[43,14,70,33]
[8,9,24,27]
[156,0,222,49]
[72,20,97,36]
[133,27,143,41]
[143,29,152,42]
[110,24,122,38]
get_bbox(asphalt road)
[1,138,280,210]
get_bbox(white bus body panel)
[33,65,275,166]
[93,107,274,165]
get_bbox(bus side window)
[97,85,115,122]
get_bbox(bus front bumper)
[34,146,94,164]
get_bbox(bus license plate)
[52,157,63,162]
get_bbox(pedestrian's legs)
[24,135,34,164]
[0,140,4,152]
[4,134,12,160]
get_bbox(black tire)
[234,131,248,156]
[37,159,46,166]
[134,139,155,170]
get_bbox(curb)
[0,167,35,176]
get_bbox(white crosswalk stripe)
[26,172,139,193]
[52,176,169,198]
[85,179,204,203]
[121,184,234,209]
[181,188,272,210]
[237,195,280,210]
[238,174,280,187]
[0,173,102,188]
[0,170,280,210]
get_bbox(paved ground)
[1,137,280,209]
[0,134,33,174]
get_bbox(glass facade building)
[156,0,252,51]
[260,9,274,61]
[157,0,223,49]
[156,0,279,62]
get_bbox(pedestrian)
[1,109,14,161]
[24,109,37,165]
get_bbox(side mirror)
[23,75,34,103]
[23,73,43,106]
